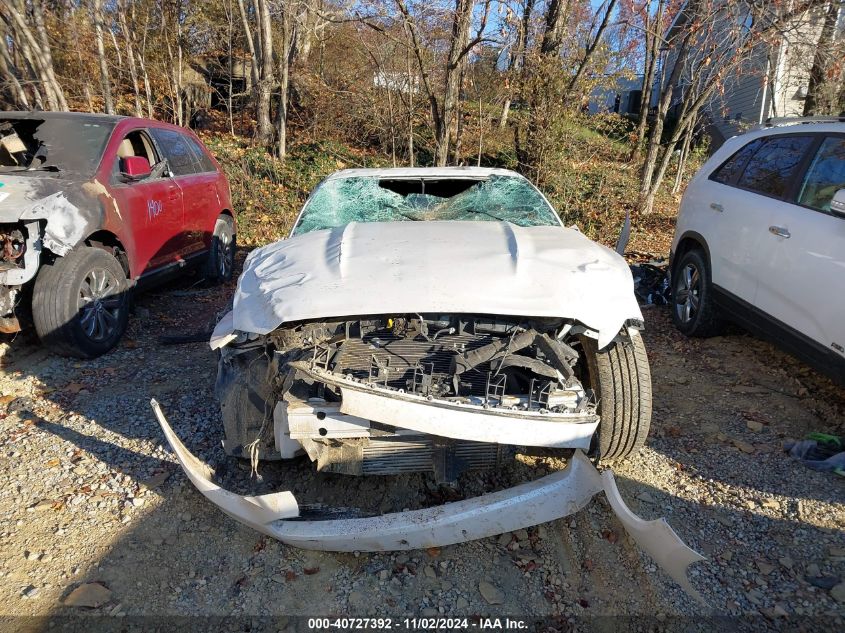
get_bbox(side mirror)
[831,188,845,218]
[120,156,151,181]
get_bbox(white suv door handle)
[709,202,724,212]
[769,226,791,238]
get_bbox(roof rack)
[763,115,845,127]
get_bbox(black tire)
[216,349,279,460]
[582,331,652,461]
[671,248,722,337]
[205,215,235,283]
[32,247,130,358]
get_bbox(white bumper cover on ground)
[151,399,704,602]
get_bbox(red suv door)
[149,127,215,260]
[108,128,184,274]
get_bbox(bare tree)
[2,0,67,110]
[119,1,144,117]
[500,0,536,129]
[630,0,665,160]
[92,0,114,113]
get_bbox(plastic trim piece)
[150,399,705,602]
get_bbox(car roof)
[0,111,196,134]
[746,120,845,138]
[324,166,522,180]
[0,110,128,125]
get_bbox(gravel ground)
[0,260,843,630]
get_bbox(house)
[660,1,845,146]
[587,75,644,116]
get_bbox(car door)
[705,135,814,304]
[149,128,211,259]
[182,134,222,256]
[754,134,845,355]
[108,128,184,273]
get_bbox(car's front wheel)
[32,247,130,358]
[671,248,722,337]
[582,331,652,461]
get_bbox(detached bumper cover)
[151,399,705,602]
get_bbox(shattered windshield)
[0,117,113,176]
[292,175,561,236]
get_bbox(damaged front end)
[216,313,603,482]
[0,220,42,332]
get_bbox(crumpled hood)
[0,173,69,221]
[221,221,643,348]
[0,173,105,256]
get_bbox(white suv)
[670,117,845,384]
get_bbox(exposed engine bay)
[218,313,603,483]
[0,225,26,269]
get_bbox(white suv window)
[735,135,813,198]
[711,138,764,185]
[797,137,845,213]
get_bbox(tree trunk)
[541,0,569,56]
[255,0,275,148]
[2,1,66,110]
[30,0,67,109]
[226,0,235,135]
[631,0,664,160]
[0,32,29,108]
[500,0,536,128]
[672,114,696,194]
[275,8,295,160]
[138,10,154,117]
[803,0,840,116]
[93,0,114,114]
[435,0,475,166]
[639,29,693,205]
[405,28,415,166]
[119,4,143,117]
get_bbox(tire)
[216,349,279,460]
[582,331,652,461]
[205,215,235,284]
[670,248,722,337]
[32,247,130,358]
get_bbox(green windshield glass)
[293,175,560,235]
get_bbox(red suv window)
[150,128,199,176]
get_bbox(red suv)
[0,112,235,358]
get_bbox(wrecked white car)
[152,168,703,599]
[213,168,652,474]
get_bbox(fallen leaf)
[63,583,112,608]
[303,567,320,575]
[601,529,619,544]
[426,547,441,557]
[285,570,296,582]
[141,472,169,490]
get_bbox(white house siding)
[770,7,829,118]
[706,44,769,139]
[663,2,836,146]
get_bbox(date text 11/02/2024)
[307,618,529,630]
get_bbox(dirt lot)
[0,260,844,630]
